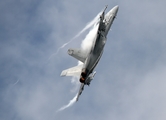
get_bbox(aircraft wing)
[76,83,85,101]
[68,48,87,63]
[61,64,83,77]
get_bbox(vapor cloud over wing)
[48,11,102,60]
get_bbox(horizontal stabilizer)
[60,64,83,77]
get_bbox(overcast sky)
[1,0,166,120]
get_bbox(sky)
[0,0,166,120]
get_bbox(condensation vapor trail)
[12,79,19,86]
[72,11,101,40]
[57,93,78,112]
[48,11,102,60]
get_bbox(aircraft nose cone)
[114,5,119,10]
[106,5,119,17]
[112,5,119,15]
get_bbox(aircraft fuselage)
[80,5,119,84]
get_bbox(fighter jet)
[61,5,119,101]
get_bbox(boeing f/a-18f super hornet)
[61,5,119,101]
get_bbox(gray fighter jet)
[61,5,119,101]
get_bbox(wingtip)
[60,71,67,76]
